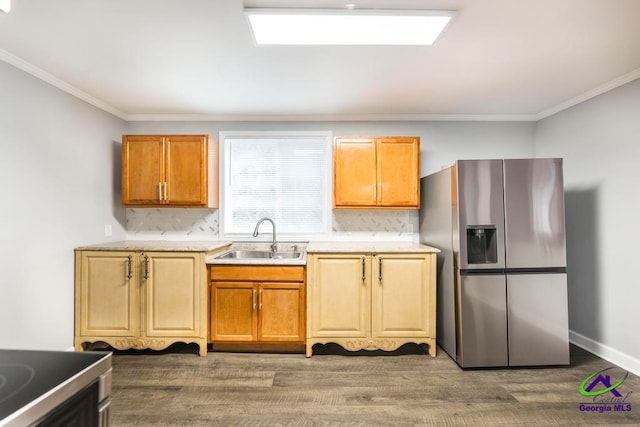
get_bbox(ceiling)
[1,0,639,121]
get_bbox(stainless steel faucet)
[252,217,277,251]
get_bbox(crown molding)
[535,67,640,121]
[124,113,538,122]
[0,49,128,120]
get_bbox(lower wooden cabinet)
[210,266,306,345]
[74,250,209,356]
[306,252,436,357]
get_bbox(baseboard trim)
[570,330,640,377]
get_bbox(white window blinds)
[222,132,330,235]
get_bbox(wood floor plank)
[108,344,640,426]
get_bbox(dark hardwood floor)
[108,344,640,426]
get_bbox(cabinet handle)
[372,184,376,201]
[143,254,149,280]
[158,182,163,201]
[378,257,383,282]
[361,256,366,282]
[126,255,133,280]
[252,289,257,311]
[259,289,263,310]
[378,183,382,201]
[163,182,168,201]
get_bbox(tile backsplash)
[332,209,418,235]
[125,208,418,240]
[126,208,219,237]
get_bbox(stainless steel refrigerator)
[419,158,569,368]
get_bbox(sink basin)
[216,250,303,260]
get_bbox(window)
[220,131,331,236]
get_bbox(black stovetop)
[0,350,109,423]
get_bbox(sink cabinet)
[74,250,209,356]
[334,136,420,208]
[306,252,436,357]
[210,266,306,345]
[122,134,218,207]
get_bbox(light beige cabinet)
[75,250,209,356]
[210,266,306,345]
[333,136,420,208]
[306,252,436,357]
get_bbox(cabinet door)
[307,254,370,338]
[122,135,164,205]
[211,282,257,341]
[377,137,419,207]
[334,138,377,207]
[258,283,306,342]
[76,251,138,337]
[372,254,432,338]
[144,252,202,338]
[165,135,208,206]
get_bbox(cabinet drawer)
[210,265,305,282]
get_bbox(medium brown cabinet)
[333,136,420,208]
[74,250,209,356]
[306,252,436,357]
[122,134,217,207]
[210,266,306,344]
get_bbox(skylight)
[245,8,453,46]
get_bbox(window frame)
[219,130,333,240]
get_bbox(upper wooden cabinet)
[334,136,420,208]
[122,135,218,207]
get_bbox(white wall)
[0,61,126,350]
[534,78,640,373]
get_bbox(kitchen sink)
[216,250,303,260]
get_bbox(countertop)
[306,241,440,253]
[74,240,439,264]
[75,240,232,252]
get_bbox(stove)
[0,350,111,426]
